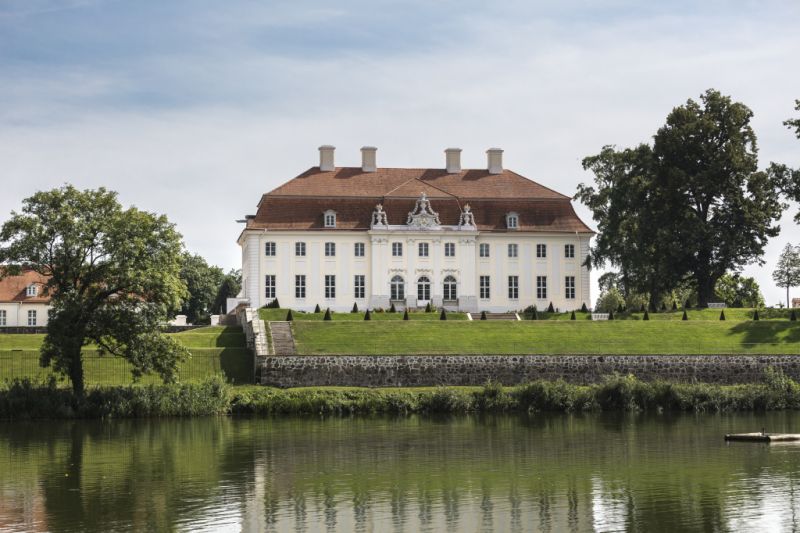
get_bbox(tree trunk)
[696,275,716,308]
[788,284,791,309]
[67,344,84,397]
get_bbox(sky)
[1,0,799,305]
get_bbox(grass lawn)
[292,320,800,355]
[0,326,253,385]
[528,308,792,321]
[259,308,467,321]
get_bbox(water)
[2,413,800,532]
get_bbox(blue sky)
[1,0,799,304]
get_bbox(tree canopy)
[714,273,764,308]
[772,243,800,308]
[0,185,188,395]
[179,253,225,324]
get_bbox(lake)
[2,412,800,532]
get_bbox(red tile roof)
[249,166,593,233]
[0,269,52,303]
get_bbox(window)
[295,242,306,256]
[479,243,490,258]
[324,211,336,228]
[508,276,519,299]
[26,284,37,297]
[27,310,37,327]
[354,242,365,257]
[536,244,547,258]
[417,276,431,301]
[444,242,455,257]
[537,276,547,299]
[265,275,276,299]
[354,275,365,299]
[508,244,518,258]
[506,212,519,229]
[0,310,6,326]
[443,275,457,301]
[390,275,405,301]
[325,242,336,257]
[392,242,403,257]
[295,275,306,299]
[565,276,576,299]
[565,244,575,259]
[480,276,491,299]
[418,242,429,257]
[265,242,276,257]
[325,275,336,299]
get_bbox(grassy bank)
[259,308,467,321]
[4,371,800,419]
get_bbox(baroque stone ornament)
[459,204,476,229]
[407,192,441,229]
[371,203,388,228]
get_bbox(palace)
[235,146,594,313]
[0,269,51,327]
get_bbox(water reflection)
[2,412,800,531]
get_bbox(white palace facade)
[236,146,594,313]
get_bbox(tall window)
[508,244,518,258]
[0,310,6,326]
[479,243,490,258]
[536,244,547,258]
[325,242,336,257]
[295,275,306,298]
[265,275,276,299]
[354,275,365,299]
[480,276,491,299]
[508,276,519,299]
[444,242,455,257]
[354,242,365,257]
[537,276,547,299]
[418,242,429,257]
[265,242,276,257]
[443,275,457,301]
[27,310,37,327]
[565,244,575,259]
[295,242,306,256]
[390,275,405,301]
[324,211,336,228]
[565,276,576,299]
[507,213,519,229]
[417,276,431,301]
[392,242,403,257]
[325,275,336,299]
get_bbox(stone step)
[482,313,520,321]
[268,321,296,355]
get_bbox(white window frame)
[417,276,431,301]
[325,242,336,257]
[325,275,336,299]
[480,276,491,299]
[565,276,576,299]
[27,310,37,327]
[324,210,337,228]
[390,275,405,301]
[565,244,575,259]
[537,276,547,300]
[392,242,403,257]
[295,275,306,299]
[265,242,276,257]
[418,242,429,257]
[443,275,457,301]
[354,275,365,299]
[536,244,547,259]
[26,284,37,297]
[508,275,519,300]
[0,309,6,326]
[508,244,518,258]
[444,242,455,257]
[295,242,306,257]
[479,243,490,258]
[265,275,276,299]
[506,212,519,230]
[354,242,365,257]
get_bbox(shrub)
[389,302,397,313]
[547,302,555,313]
[364,309,371,321]
[570,310,576,320]
[419,387,472,413]
[753,309,760,321]
[440,308,447,321]
[581,302,588,312]
[323,308,332,321]
[425,302,432,313]
[608,310,614,320]
[682,310,688,321]
[720,310,725,321]
[314,304,321,313]
[684,300,691,310]
[617,303,624,313]
[640,304,646,312]
[661,302,667,311]
[792,310,797,322]
[481,311,487,320]
[531,306,538,320]
[351,303,359,313]
[672,301,678,311]
[263,299,281,309]
[403,309,409,320]
[643,310,650,320]
[285,309,293,321]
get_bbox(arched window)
[390,275,405,301]
[417,276,431,301]
[443,275,457,301]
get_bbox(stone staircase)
[269,321,296,355]
[481,312,521,321]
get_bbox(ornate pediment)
[459,203,476,229]
[407,193,441,229]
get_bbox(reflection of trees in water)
[323,485,337,532]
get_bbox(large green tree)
[772,243,800,308]
[211,269,241,314]
[179,253,225,324]
[0,186,188,395]
[714,273,764,308]
[770,100,800,221]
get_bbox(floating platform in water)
[725,433,800,443]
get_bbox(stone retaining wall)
[261,354,800,387]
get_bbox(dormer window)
[324,210,337,228]
[506,212,519,230]
[26,284,37,297]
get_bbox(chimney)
[319,145,335,171]
[445,148,462,174]
[361,146,377,172]
[487,148,503,174]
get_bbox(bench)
[591,313,609,321]
[708,302,727,309]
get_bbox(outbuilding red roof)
[0,269,52,303]
[248,166,593,233]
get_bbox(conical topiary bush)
[364,309,371,321]
[791,310,797,322]
[425,302,432,313]
[570,310,576,320]
[480,311,487,320]
[531,306,538,320]
[440,308,447,321]
[286,309,293,321]
[608,309,614,320]
[314,304,321,313]
[617,303,624,314]
[403,309,409,321]
[682,310,688,321]
[581,302,588,313]
[720,310,726,321]
[323,308,332,321]
[389,302,397,313]
[672,301,678,311]
[643,310,650,321]
[661,302,667,311]
[547,302,555,313]
[753,309,760,321]
[352,302,359,313]
[640,303,646,312]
